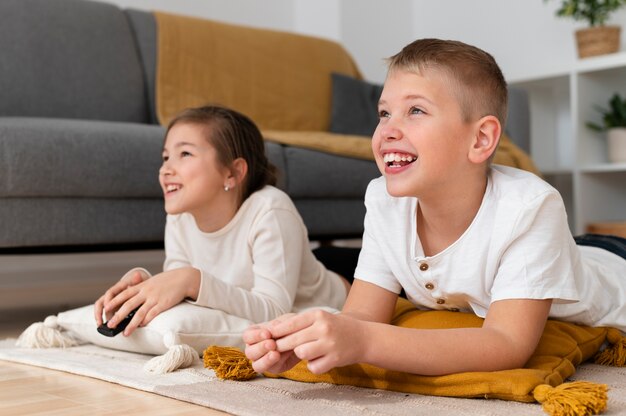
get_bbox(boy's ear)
[468,115,501,164]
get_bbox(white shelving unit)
[510,52,626,234]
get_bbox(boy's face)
[372,69,477,199]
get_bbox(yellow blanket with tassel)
[155,11,540,176]
[155,12,361,131]
[204,298,625,416]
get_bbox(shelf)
[580,163,626,173]
[510,55,626,234]
[575,51,626,73]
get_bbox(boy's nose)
[379,123,403,141]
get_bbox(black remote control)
[97,307,140,337]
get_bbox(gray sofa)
[0,0,529,308]
[0,0,384,253]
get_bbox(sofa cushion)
[125,9,159,125]
[284,146,380,198]
[330,73,383,138]
[53,302,252,355]
[0,0,148,123]
[0,198,164,248]
[0,118,163,198]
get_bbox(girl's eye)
[410,106,425,115]
[378,109,390,118]
[181,151,192,157]
[162,155,169,162]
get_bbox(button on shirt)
[354,166,626,332]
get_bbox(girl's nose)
[159,162,172,176]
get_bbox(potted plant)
[548,0,626,58]
[586,92,626,163]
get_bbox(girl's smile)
[159,122,238,232]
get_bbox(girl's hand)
[99,267,200,336]
[94,269,147,326]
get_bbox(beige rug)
[1,338,625,415]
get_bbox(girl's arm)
[190,209,313,322]
[96,267,201,336]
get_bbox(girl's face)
[159,123,234,228]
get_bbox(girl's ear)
[228,158,248,187]
[468,115,501,164]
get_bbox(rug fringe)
[143,343,198,373]
[203,345,257,380]
[15,316,79,348]
[533,381,608,416]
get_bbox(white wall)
[100,0,296,32]
[92,0,626,83]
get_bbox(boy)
[243,39,626,376]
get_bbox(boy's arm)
[341,279,398,322]
[244,279,397,374]
[352,297,552,375]
[270,295,551,375]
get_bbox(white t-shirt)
[162,186,347,323]
[355,165,626,331]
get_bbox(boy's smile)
[382,151,418,172]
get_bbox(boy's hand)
[243,314,301,374]
[269,310,366,375]
[94,269,146,326]
[245,310,368,375]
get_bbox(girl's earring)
[224,185,230,192]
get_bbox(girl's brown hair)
[166,105,278,204]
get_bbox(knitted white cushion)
[53,302,252,355]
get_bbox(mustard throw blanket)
[204,298,625,416]
[155,12,360,131]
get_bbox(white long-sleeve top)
[162,185,347,323]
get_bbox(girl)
[94,105,349,336]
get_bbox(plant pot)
[607,127,626,163]
[575,25,621,58]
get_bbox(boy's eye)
[410,106,425,115]
[162,155,169,162]
[181,151,192,157]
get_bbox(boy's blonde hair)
[387,38,508,127]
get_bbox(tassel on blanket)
[594,328,626,367]
[15,316,80,348]
[143,332,198,373]
[532,381,608,416]
[203,345,257,381]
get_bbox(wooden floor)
[0,308,228,416]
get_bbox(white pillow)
[55,303,252,355]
